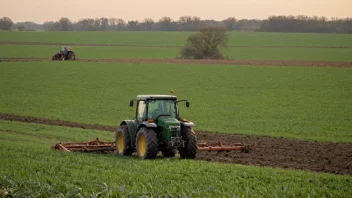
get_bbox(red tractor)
[52,46,76,61]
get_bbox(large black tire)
[136,127,158,159]
[162,149,176,158]
[66,51,76,60]
[52,53,63,61]
[115,125,132,156]
[179,127,197,159]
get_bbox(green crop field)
[1,31,352,47]
[1,44,352,61]
[1,120,351,197]
[1,62,351,142]
[1,31,352,197]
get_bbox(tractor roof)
[137,95,177,101]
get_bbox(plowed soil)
[1,58,352,68]
[1,113,351,175]
[1,41,352,49]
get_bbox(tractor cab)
[133,95,178,121]
[131,95,191,122]
[60,46,72,55]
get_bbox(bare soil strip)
[1,41,351,49]
[1,58,351,68]
[1,113,351,175]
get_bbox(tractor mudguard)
[181,121,196,127]
[136,121,157,132]
[120,120,137,148]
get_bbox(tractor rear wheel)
[115,125,132,156]
[67,52,76,60]
[136,127,158,159]
[179,127,197,159]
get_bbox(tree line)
[1,15,351,33]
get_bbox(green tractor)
[116,94,197,159]
[52,46,76,61]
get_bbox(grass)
[0,120,351,197]
[1,44,352,61]
[0,31,352,47]
[1,62,352,142]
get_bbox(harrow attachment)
[51,138,115,153]
[52,139,248,153]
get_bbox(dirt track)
[1,58,352,68]
[1,113,351,175]
[1,41,352,49]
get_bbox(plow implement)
[51,139,249,153]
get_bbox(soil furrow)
[1,113,351,175]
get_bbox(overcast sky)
[1,0,351,23]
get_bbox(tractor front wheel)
[179,127,197,159]
[115,125,132,156]
[136,127,158,159]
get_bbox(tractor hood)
[157,116,181,142]
[157,116,180,126]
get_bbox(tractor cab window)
[137,101,146,121]
[60,46,66,53]
[147,100,175,119]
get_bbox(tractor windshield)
[147,100,176,119]
[60,46,66,53]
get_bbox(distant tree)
[128,20,139,31]
[101,18,109,30]
[0,17,14,30]
[178,16,200,31]
[116,18,126,30]
[222,17,237,30]
[108,18,118,30]
[143,18,154,31]
[180,27,228,59]
[58,17,72,31]
[109,18,118,26]
[237,19,263,31]
[77,19,92,31]
[43,21,54,31]
[159,16,172,31]
[53,21,61,31]
[344,18,352,33]
[15,21,40,31]
[17,25,25,31]
[93,18,101,30]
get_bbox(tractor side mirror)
[129,100,134,107]
[186,101,190,107]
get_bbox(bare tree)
[116,18,126,30]
[128,20,139,31]
[181,27,228,59]
[58,17,72,31]
[159,16,172,31]
[93,18,101,30]
[222,17,237,30]
[101,18,109,30]
[143,18,154,31]
[0,17,14,30]
[109,18,118,26]
[178,16,200,31]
